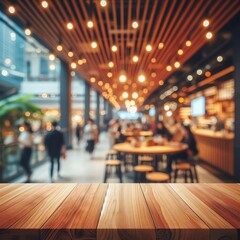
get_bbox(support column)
[96,91,100,130]
[60,60,72,149]
[84,82,90,125]
[107,103,113,120]
[233,20,240,181]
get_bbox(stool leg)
[192,165,199,183]
[174,169,178,183]
[104,165,109,183]
[184,170,188,183]
[189,169,194,183]
[118,165,123,183]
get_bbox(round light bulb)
[119,75,127,83]
[132,21,139,29]
[146,44,152,52]
[186,40,192,47]
[111,45,117,52]
[138,74,145,83]
[41,1,48,8]
[90,77,96,83]
[203,19,210,27]
[197,69,202,75]
[67,22,73,30]
[178,49,183,55]
[71,62,77,69]
[217,56,223,62]
[132,92,138,99]
[107,72,112,78]
[49,54,55,61]
[8,6,16,14]
[108,61,114,68]
[49,64,56,70]
[158,42,164,49]
[187,75,193,81]
[87,20,94,28]
[122,92,128,99]
[100,0,107,7]
[132,55,139,62]
[206,31,213,39]
[174,61,180,68]
[24,28,31,36]
[68,51,74,57]
[91,41,97,48]
[166,65,172,71]
[57,44,63,51]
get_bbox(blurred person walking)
[75,123,82,146]
[84,118,98,159]
[44,121,66,182]
[18,121,33,183]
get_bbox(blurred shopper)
[84,118,98,158]
[44,121,66,182]
[154,121,172,140]
[108,119,119,148]
[166,125,198,172]
[115,126,126,144]
[18,121,33,183]
[75,123,82,146]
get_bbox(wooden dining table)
[0,183,239,240]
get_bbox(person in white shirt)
[18,121,33,183]
[84,119,98,159]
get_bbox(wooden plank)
[184,184,240,229]
[97,183,156,240]
[0,184,76,240]
[171,184,238,240]
[41,184,108,240]
[141,184,209,240]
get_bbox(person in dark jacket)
[154,121,172,140]
[44,121,66,182]
[166,125,198,173]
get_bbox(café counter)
[192,129,234,176]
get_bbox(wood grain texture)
[97,183,156,240]
[41,184,108,240]
[170,184,238,240]
[141,184,209,240]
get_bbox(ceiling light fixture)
[132,21,139,29]
[68,51,74,57]
[24,28,31,36]
[87,20,94,28]
[57,44,63,51]
[132,55,139,62]
[146,44,152,52]
[107,72,112,78]
[202,19,210,27]
[48,54,55,61]
[138,74,145,83]
[158,42,164,49]
[178,49,183,55]
[197,69,203,75]
[217,56,223,62]
[206,31,213,39]
[100,0,107,7]
[90,77,96,83]
[166,65,172,71]
[71,62,77,69]
[8,6,16,14]
[186,40,192,47]
[41,1,48,8]
[122,92,128,99]
[111,45,117,52]
[174,61,180,68]
[91,41,97,48]
[119,74,127,83]
[187,75,193,81]
[67,22,73,30]
[132,92,138,99]
[108,61,114,68]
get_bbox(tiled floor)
[13,132,232,183]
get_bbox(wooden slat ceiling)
[2,0,240,110]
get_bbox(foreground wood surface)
[0,184,239,240]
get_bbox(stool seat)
[106,160,121,166]
[107,150,117,155]
[175,163,191,170]
[146,172,169,182]
[139,156,153,162]
[134,165,153,173]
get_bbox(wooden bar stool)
[139,156,153,166]
[174,163,194,183]
[146,172,170,183]
[103,160,122,183]
[106,150,118,160]
[134,165,153,183]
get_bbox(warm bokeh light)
[41,1,48,8]
[82,58,87,63]
[132,21,139,29]
[158,42,164,49]
[122,92,128,99]
[132,92,138,99]
[49,64,56,71]
[178,97,185,103]
[98,81,103,86]
[71,62,77,69]
[187,75,193,81]
[78,59,83,65]
[108,61,114,68]
[68,51,74,57]
[87,20,94,28]
[8,6,16,14]
[146,44,152,52]
[24,28,31,36]
[90,77,96,83]
[138,74,145,83]
[197,69,203,75]
[205,71,211,77]
[132,55,139,62]
[151,72,157,78]
[91,41,98,48]
[119,74,127,83]
[186,40,192,47]
[57,44,63,51]
[151,58,156,63]
[48,54,55,61]
[100,0,107,7]
[166,65,172,71]
[174,61,180,68]
[107,72,112,78]
[111,45,117,52]
[67,22,73,30]
[203,19,210,27]
[217,56,223,62]
[178,49,183,55]
[206,31,213,39]
[159,80,164,85]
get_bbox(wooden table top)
[0,183,239,240]
[114,142,188,155]
[123,131,153,137]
